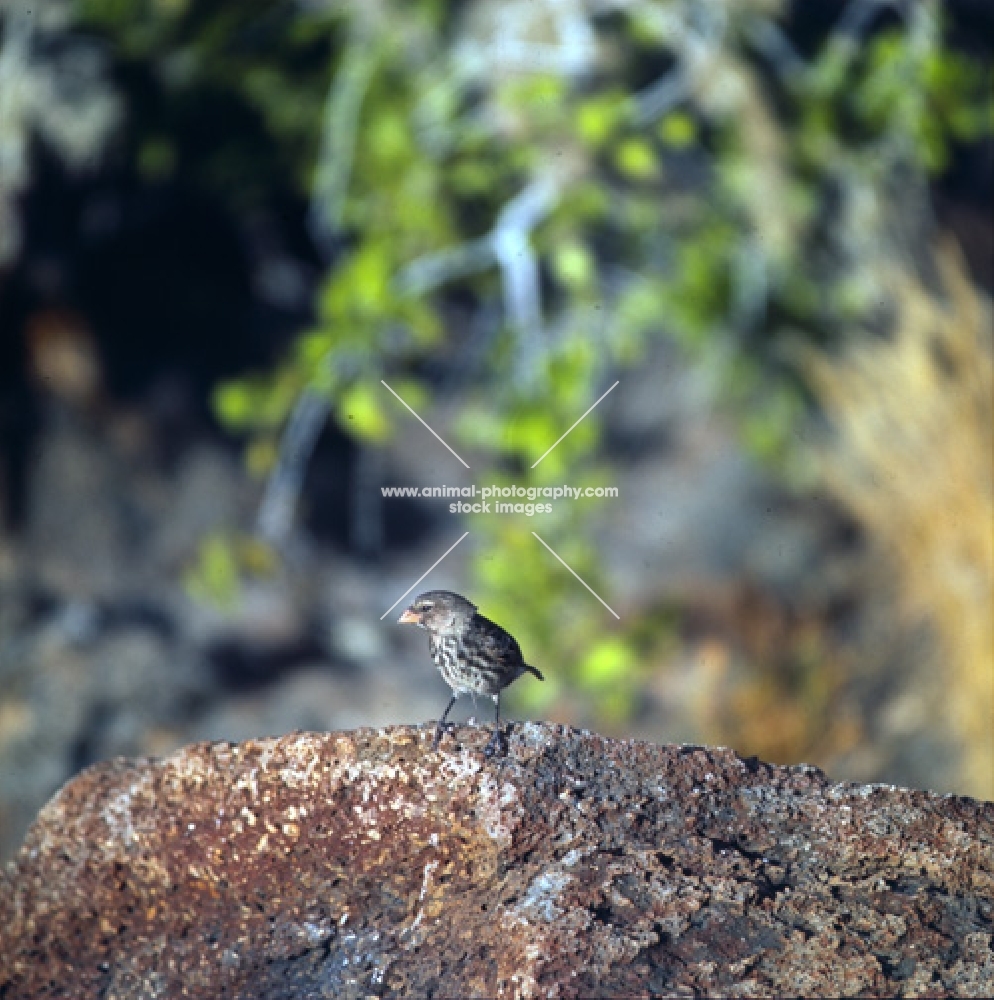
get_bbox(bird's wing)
[470,615,524,667]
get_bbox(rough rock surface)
[1,725,992,999]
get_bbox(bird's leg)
[433,694,458,749]
[484,693,509,758]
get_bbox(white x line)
[380,532,470,620]
[531,532,620,619]
[531,381,619,468]
[380,380,470,468]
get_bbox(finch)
[398,590,543,756]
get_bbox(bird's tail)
[524,663,544,681]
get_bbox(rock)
[1,725,991,999]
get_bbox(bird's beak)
[397,608,421,625]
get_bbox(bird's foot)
[432,720,455,750]
[484,725,509,759]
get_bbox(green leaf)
[575,93,631,147]
[658,111,697,148]
[213,379,264,430]
[450,159,494,196]
[552,240,596,291]
[367,109,412,168]
[183,535,241,609]
[614,138,659,180]
[338,382,391,442]
[506,411,560,463]
[500,75,567,114]
[579,637,636,689]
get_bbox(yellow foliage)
[805,242,993,798]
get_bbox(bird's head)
[398,590,477,635]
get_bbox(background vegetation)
[1,0,991,802]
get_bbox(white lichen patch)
[404,858,440,945]
[437,748,483,788]
[165,749,217,786]
[476,772,522,847]
[256,744,276,772]
[279,752,320,789]
[516,721,552,748]
[518,871,572,923]
[102,783,140,848]
[561,847,590,867]
[300,920,333,947]
[234,768,260,801]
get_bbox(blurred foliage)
[0,0,120,264]
[74,0,339,201]
[183,532,278,610]
[40,0,990,778]
[804,243,993,799]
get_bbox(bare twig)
[835,0,907,41]
[453,0,597,79]
[633,2,726,124]
[493,174,559,378]
[309,28,379,253]
[745,18,806,81]
[395,237,496,298]
[395,172,559,380]
[256,387,331,545]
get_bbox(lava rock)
[1,725,991,998]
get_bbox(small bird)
[398,590,543,756]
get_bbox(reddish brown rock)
[1,724,992,998]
